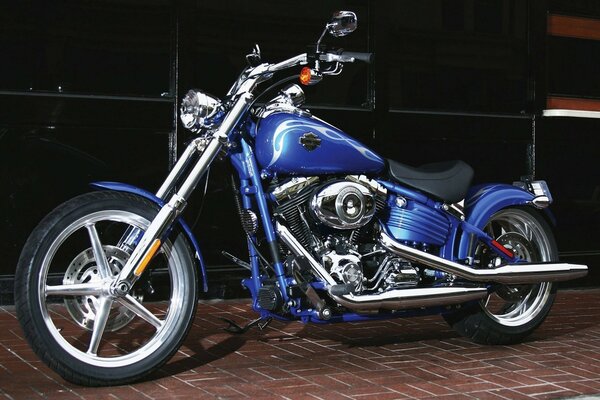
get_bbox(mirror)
[246,43,262,67]
[328,11,357,37]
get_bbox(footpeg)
[221,251,251,270]
[219,316,272,334]
[329,283,355,296]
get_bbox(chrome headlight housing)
[180,89,221,132]
[280,84,305,107]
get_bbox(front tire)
[15,191,198,386]
[445,207,557,345]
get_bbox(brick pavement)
[1,289,600,399]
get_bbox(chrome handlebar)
[267,53,309,73]
[264,50,372,74]
[230,49,370,97]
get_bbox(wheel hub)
[497,232,536,261]
[494,232,537,301]
[63,245,143,332]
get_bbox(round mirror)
[329,11,357,37]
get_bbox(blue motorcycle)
[15,11,587,386]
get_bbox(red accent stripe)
[491,240,514,259]
[548,14,600,41]
[547,96,600,112]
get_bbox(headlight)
[180,90,221,132]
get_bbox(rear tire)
[15,191,198,386]
[445,207,557,345]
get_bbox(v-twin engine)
[272,176,425,295]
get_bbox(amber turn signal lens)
[299,67,312,86]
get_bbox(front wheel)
[15,191,198,386]
[445,207,557,345]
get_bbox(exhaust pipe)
[379,230,588,284]
[328,286,489,311]
[276,222,337,286]
[276,222,488,312]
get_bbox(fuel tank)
[255,112,385,176]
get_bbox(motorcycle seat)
[387,159,474,204]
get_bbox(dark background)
[1,0,598,303]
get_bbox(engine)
[271,176,444,294]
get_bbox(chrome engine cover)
[323,250,364,292]
[310,181,376,229]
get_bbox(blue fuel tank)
[255,112,385,176]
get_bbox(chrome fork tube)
[155,137,204,200]
[114,93,254,291]
[177,137,222,200]
[118,138,203,252]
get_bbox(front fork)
[112,93,254,294]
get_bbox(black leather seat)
[387,159,474,204]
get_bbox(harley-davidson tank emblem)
[299,132,321,151]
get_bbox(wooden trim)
[548,14,600,41]
[547,96,600,112]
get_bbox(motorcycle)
[15,11,588,386]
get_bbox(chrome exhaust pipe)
[276,222,488,312]
[276,222,337,286]
[379,230,588,284]
[328,286,489,311]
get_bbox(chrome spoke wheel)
[39,210,183,366]
[479,209,554,327]
[16,191,198,385]
[444,206,557,345]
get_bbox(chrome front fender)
[90,181,208,292]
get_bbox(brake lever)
[321,62,344,76]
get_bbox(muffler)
[379,230,588,284]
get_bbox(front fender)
[457,183,535,259]
[90,181,208,292]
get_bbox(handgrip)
[341,51,373,64]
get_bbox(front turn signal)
[299,67,323,86]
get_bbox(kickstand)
[219,316,273,334]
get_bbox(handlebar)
[230,49,373,96]
[266,49,373,74]
[267,53,308,73]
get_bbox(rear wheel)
[15,191,198,386]
[445,207,557,345]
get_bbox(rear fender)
[90,181,208,292]
[457,183,535,260]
